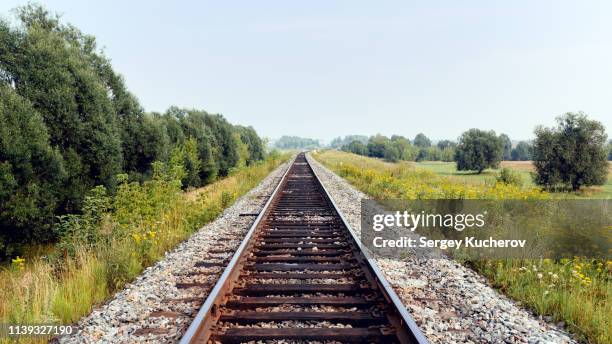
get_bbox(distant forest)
[0,5,265,257]
[331,133,532,163]
[273,136,321,149]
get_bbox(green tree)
[367,134,390,158]
[235,125,265,164]
[533,112,608,190]
[0,85,65,258]
[413,133,431,147]
[511,141,532,161]
[343,140,368,155]
[390,136,415,161]
[274,136,320,149]
[499,134,512,160]
[437,140,456,150]
[171,108,217,183]
[383,143,400,162]
[454,129,503,173]
[203,113,240,176]
[233,132,250,169]
[181,137,201,187]
[0,5,122,211]
[330,135,368,149]
[416,148,429,162]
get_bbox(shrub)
[496,168,523,187]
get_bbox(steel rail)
[306,153,429,344]
[179,156,296,344]
[179,153,429,344]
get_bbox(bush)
[496,168,523,187]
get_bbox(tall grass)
[0,154,288,343]
[313,150,611,344]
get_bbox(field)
[0,154,289,343]
[414,161,612,199]
[312,150,611,344]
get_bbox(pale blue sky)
[1,1,611,141]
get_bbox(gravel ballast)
[307,153,575,344]
[58,161,291,344]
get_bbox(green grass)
[414,161,612,199]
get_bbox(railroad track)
[179,153,428,344]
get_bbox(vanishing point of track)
[179,153,428,344]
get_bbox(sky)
[1,1,611,142]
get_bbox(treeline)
[329,135,368,149]
[337,133,533,163]
[0,5,265,258]
[338,113,609,191]
[274,135,321,149]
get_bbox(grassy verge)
[0,154,289,343]
[312,150,611,343]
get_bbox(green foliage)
[455,129,503,173]
[342,140,368,156]
[413,133,431,147]
[235,125,265,165]
[274,136,320,149]
[180,137,202,187]
[56,186,111,256]
[203,113,240,176]
[0,85,65,258]
[382,143,400,162]
[496,168,524,187]
[330,135,369,149]
[415,146,455,162]
[0,5,266,258]
[499,133,512,160]
[437,140,456,150]
[511,141,532,161]
[390,135,417,160]
[2,5,123,203]
[366,134,389,158]
[533,112,608,191]
[341,134,454,163]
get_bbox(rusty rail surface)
[179,153,429,344]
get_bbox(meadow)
[0,154,289,344]
[414,160,612,199]
[312,150,611,344]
